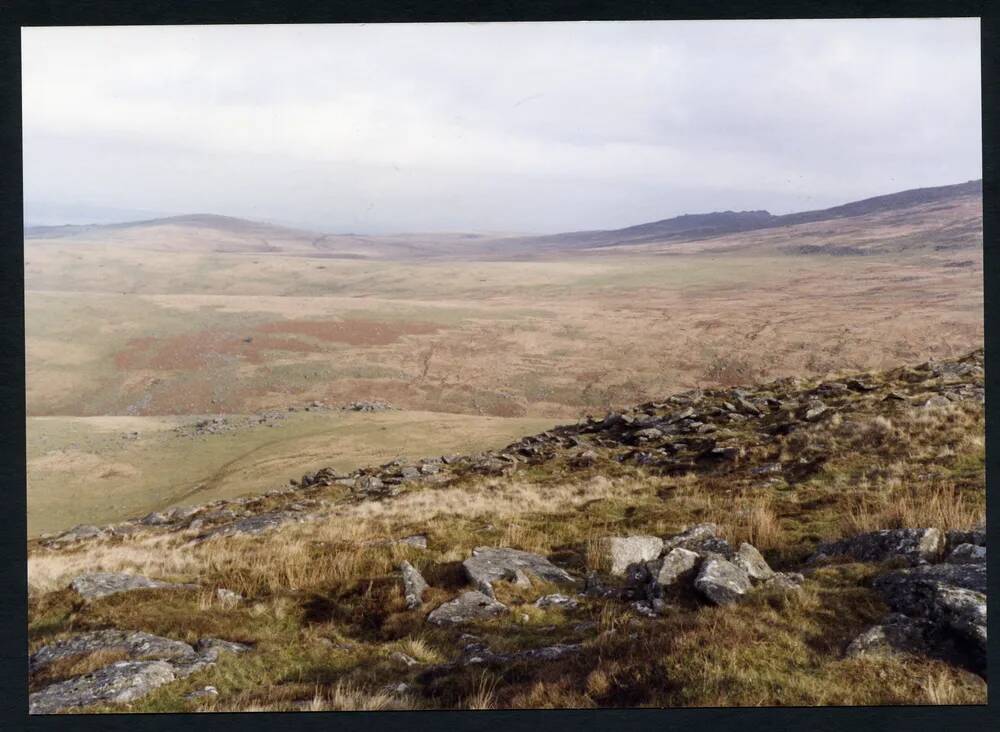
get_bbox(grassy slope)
[27,352,986,710]
[27,411,558,537]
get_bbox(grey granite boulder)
[649,547,701,597]
[873,562,986,673]
[733,543,774,581]
[463,547,574,597]
[69,573,197,600]
[694,557,752,605]
[810,528,944,565]
[400,561,429,609]
[598,536,664,576]
[427,591,508,626]
[29,660,178,714]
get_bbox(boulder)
[427,591,508,626]
[400,561,429,609]
[810,528,944,565]
[650,547,701,597]
[29,660,178,714]
[599,536,665,577]
[846,614,933,658]
[69,573,196,600]
[732,543,774,581]
[947,543,986,564]
[463,547,574,597]
[694,557,752,605]
[873,562,986,673]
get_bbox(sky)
[22,19,982,234]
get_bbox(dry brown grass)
[464,672,499,710]
[841,484,984,535]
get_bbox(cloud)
[21,19,981,232]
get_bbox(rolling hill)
[24,179,983,260]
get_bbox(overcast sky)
[22,20,981,233]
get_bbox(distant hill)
[25,179,982,260]
[480,179,983,256]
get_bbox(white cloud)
[22,19,982,232]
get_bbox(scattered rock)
[462,547,574,597]
[400,561,429,610]
[344,400,395,412]
[69,573,196,600]
[195,638,251,662]
[427,591,508,626]
[390,651,419,667]
[185,686,219,701]
[460,640,582,666]
[694,557,752,605]
[534,594,580,610]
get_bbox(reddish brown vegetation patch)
[114,331,321,371]
[254,318,440,346]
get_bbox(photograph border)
[1,1,995,730]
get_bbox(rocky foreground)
[28,350,987,712]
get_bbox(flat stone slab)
[30,660,178,714]
[195,510,311,541]
[70,573,197,600]
[427,591,508,626]
[463,547,574,597]
[30,630,197,673]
